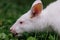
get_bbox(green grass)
[0,0,59,40]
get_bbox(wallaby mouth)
[12,33,18,37]
[12,33,23,37]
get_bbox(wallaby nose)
[10,29,18,35]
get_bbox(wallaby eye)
[20,21,23,24]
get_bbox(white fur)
[10,0,60,36]
[32,0,42,7]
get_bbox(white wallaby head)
[10,0,43,36]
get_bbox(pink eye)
[20,22,23,24]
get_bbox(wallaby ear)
[31,0,43,18]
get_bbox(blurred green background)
[0,0,59,40]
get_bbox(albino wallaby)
[10,0,60,36]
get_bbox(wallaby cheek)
[15,27,24,33]
[21,24,35,32]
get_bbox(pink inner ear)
[31,3,43,18]
[33,3,42,14]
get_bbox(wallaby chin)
[10,0,60,36]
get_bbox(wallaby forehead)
[18,10,32,21]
